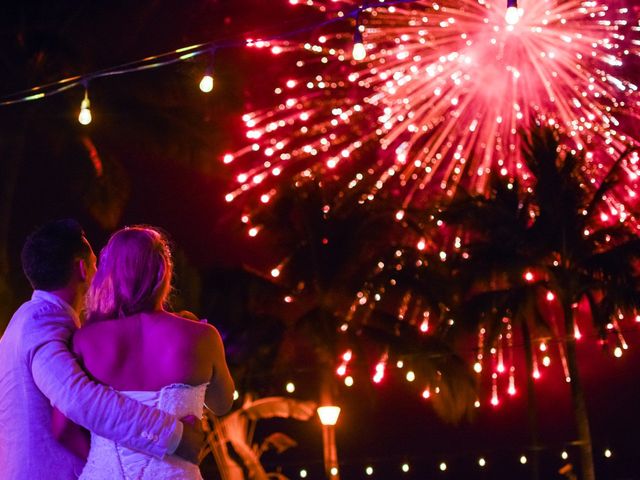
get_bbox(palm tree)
[441,125,640,480]
[202,396,317,480]
[351,229,478,424]
[247,181,399,401]
[248,180,477,422]
[438,176,549,480]
[527,127,640,480]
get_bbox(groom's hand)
[175,415,205,465]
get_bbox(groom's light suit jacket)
[0,290,183,479]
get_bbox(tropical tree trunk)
[521,321,541,480]
[563,302,596,480]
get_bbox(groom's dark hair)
[21,219,91,291]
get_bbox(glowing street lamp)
[317,406,340,426]
[317,405,341,479]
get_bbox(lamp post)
[317,405,341,479]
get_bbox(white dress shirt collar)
[31,290,81,328]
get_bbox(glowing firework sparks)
[225,0,640,226]
[223,0,640,406]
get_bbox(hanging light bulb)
[78,87,92,125]
[199,71,214,93]
[505,0,521,25]
[352,26,366,61]
[199,49,216,93]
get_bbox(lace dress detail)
[79,383,207,480]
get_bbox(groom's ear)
[76,258,89,282]
[76,245,97,284]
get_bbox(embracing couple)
[0,220,235,479]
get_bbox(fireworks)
[226,0,640,225]
[224,0,640,406]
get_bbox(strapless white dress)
[79,383,207,480]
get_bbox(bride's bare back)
[73,311,234,415]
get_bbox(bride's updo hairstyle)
[85,226,173,323]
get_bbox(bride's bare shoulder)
[152,312,222,357]
[153,311,217,336]
[73,318,121,356]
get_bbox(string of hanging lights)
[0,0,425,123]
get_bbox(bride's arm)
[203,326,235,416]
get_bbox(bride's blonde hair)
[85,226,173,323]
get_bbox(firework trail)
[225,0,640,226]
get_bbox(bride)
[72,226,234,479]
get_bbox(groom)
[0,219,205,478]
